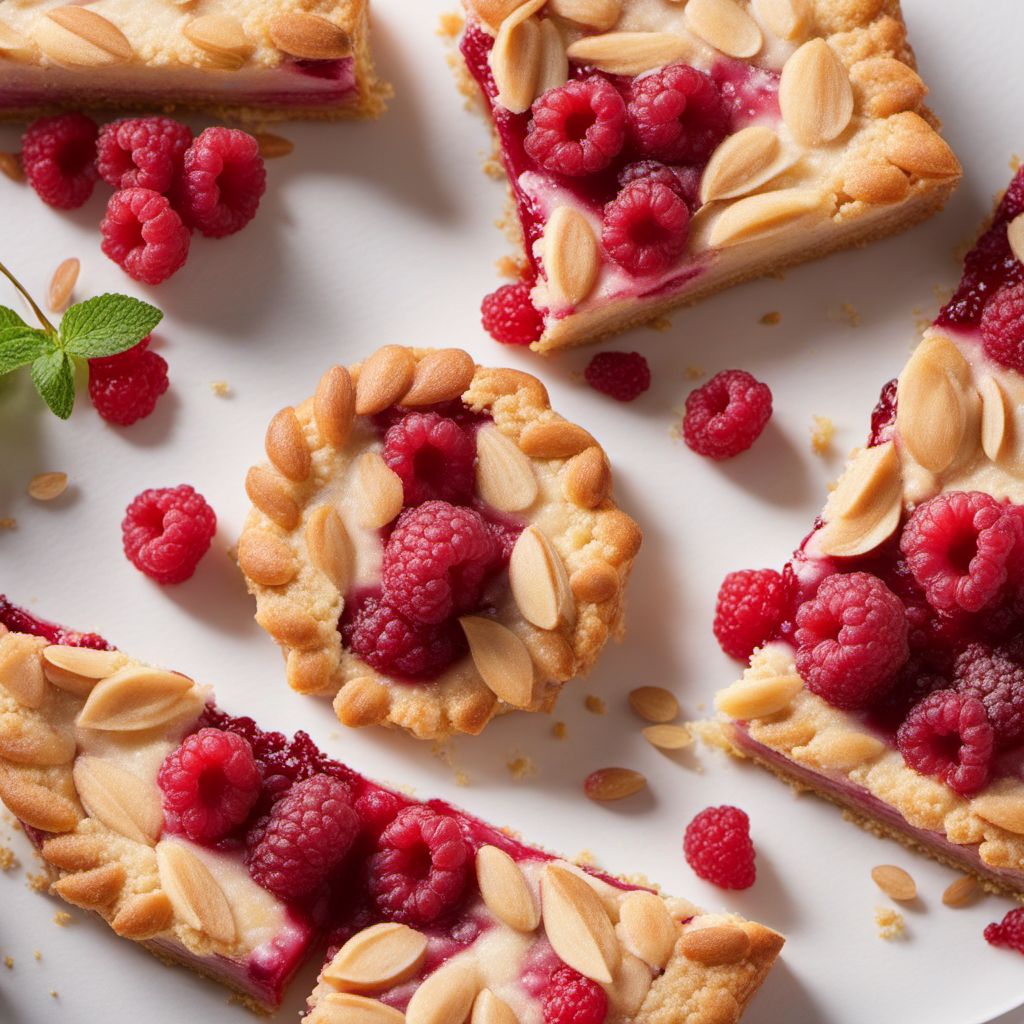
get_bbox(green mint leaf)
[0,327,53,375]
[30,349,75,420]
[59,293,163,358]
[0,306,28,331]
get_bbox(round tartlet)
[239,345,642,740]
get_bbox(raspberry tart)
[0,0,389,121]
[459,0,961,351]
[711,168,1024,897]
[0,601,783,1020]
[239,346,642,740]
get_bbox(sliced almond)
[237,530,297,588]
[566,32,699,77]
[356,452,405,529]
[710,188,831,248]
[42,645,126,697]
[490,0,545,113]
[183,14,253,69]
[460,617,534,708]
[541,865,620,984]
[0,21,36,62]
[269,12,351,59]
[885,112,960,179]
[27,471,68,501]
[306,505,352,591]
[519,420,595,458]
[310,994,405,1024]
[468,0,531,33]
[0,632,47,708]
[548,0,621,31]
[53,862,126,910]
[1008,213,1024,265]
[42,833,108,871]
[476,424,539,512]
[322,922,428,992]
[35,6,133,68]
[544,206,599,307]
[571,562,619,604]
[471,989,520,1024]
[628,686,678,723]
[798,728,885,770]
[942,875,978,908]
[47,258,79,313]
[0,152,23,182]
[401,349,475,407]
[254,132,294,159]
[476,844,540,932]
[509,526,574,631]
[753,0,812,41]
[355,346,416,416]
[76,665,200,732]
[871,864,916,901]
[685,0,762,58]
[73,756,163,845]
[0,763,80,833]
[246,465,300,530]
[583,767,647,802]
[971,791,1024,836]
[980,374,1011,464]
[716,672,803,720]
[537,16,569,95]
[111,890,174,939]
[779,39,853,145]
[700,127,790,204]
[842,161,911,205]
[642,724,692,751]
[562,446,611,508]
[0,715,74,766]
[405,961,479,1024]
[315,365,356,448]
[265,407,311,482]
[679,923,751,965]
[619,890,676,968]
[156,841,236,945]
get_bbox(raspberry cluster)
[683,804,757,890]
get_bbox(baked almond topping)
[583,767,647,801]
[0,20,35,61]
[314,365,356,448]
[490,0,545,113]
[269,12,351,60]
[700,126,789,204]
[684,0,763,59]
[941,875,978,908]
[471,988,520,1024]
[469,0,532,33]
[979,374,1011,464]
[476,845,540,932]
[565,32,700,77]
[544,206,600,307]
[541,865,621,984]
[42,645,127,696]
[779,39,853,145]
[547,0,622,31]
[518,420,595,458]
[715,672,803,719]
[246,465,301,531]
[401,349,476,407]
[322,923,428,992]
[355,452,405,529]
[618,890,677,968]
[475,424,539,512]
[460,616,535,707]
[562,446,611,508]
[156,841,237,945]
[0,633,47,708]
[870,864,917,902]
[1008,213,1024,264]
[536,16,569,95]
[305,505,353,592]
[753,0,812,41]
[72,756,163,846]
[970,791,1024,836]
[710,189,833,249]
[679,923,751,965]
[237,531,297,588]
[76,666,201,732]
[642,724,693,750]
[0,715,74,766]
[35,6,133,68]
[311,994,405,1024]
[265,407,311,483]
[509,526,575,631]
[354,346,417,416]
[27,471,68,501]
[628,685,679,723]
[183,14,253,69]
[405,961,480,1024]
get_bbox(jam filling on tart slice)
[713,168,1024,894]
[0,601,783,1019]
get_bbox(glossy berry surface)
[602,178,690,276]
[121,484,216,584]
[21,113,99,210]
[683,805,756,890]
[481,283,544,345]
[980,282,1024,373]
[383,412,476,506]
[88,338,169,426]
[682,369,772,460]
[714,568,787,661]
[542,965,609,1024]
[100,187,191,285]
[584,351,651,402]
[985,907,1024,955]
[96,116,192,193]
[953,643,1024,748]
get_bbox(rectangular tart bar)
[0,598,782,1021]
[0,0,390,121]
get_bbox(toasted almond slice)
[0,632,47,708]
[753,0,812,40]
[111,890,174,939]
[562,445,611,508]
[710,188,831,248]
[980,374,1011,464]
[942,875,978,908]
[566,32,699,76]
[315,365,356,448]
[41,833,108,871]
[406,961,480,1024]
[548,0,621,30]
[779,39,853,145]
[156,841,236,944]
[323,922,428,992]
[1009,213,1024,265]
[642,724,692,750]
[269,12,350,59]
[584,767,647,801]
[355,345,416,415]
[544,206,599,307]
[35,6,133,67]
[47,257,79,313]
[471,989,520,1024]
[490,0,545,113]
[537,16,569,95]
[0,20,35,61]
[476,424,539,512]
[356,452,405,529]
[0,715,74,765]
[476,844,540,932]
[73,756,163,845]
[971,791,1024,835]
[401,349,476,407]
[254,132,294,158]
[619,890,676,968]
[0,762,80,833]
[716,672,803,719]
[700,126,791,203]
[871,864,916,901]
[519,420,596,458]
[183,14,253,69]
[570,562,619,604]
[509,526,574,631]
[311,994,405,1024]
[460,616,534,708]
[679,923,751,965]
[628,685,678,723]
[885,113,960,178]
[541,865,620,984]
[53,862,126,910]
[27,471,68,501]
[42,645,127,697]
[237,530,296,587]
[468,0,531,33]
[306,505,353,591]
[685,0,762,58]
[77,665,200,732]
[265,407,311,482]
[246,465,300,530]
[0,151,23,182]
[798,728,885,770]
[842,161,911,205]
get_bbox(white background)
[1,1,1023,1021]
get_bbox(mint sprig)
[0,261,163,420]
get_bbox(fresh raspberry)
[953,643,1024,747]
[248,774,360,901]
[985,908,1024,955]
[713,568,787,661]
[381,501,499,624]
[602,178,689,276]
[88,338,169,426]
[542,966,608,1024]
[340,594,467,681]
[682,369,772,460]
[868,661,948,735]
[353,788,408,840]
[524,76,626,177]
[157,728,261,843]
[794,572,908,709]
[900,492,1020,613]
[20,113,99,209]
[367,806,470,925]
[618,161,702,210]
[100,187,191,285]
[96,116,192,193]
[121,484,216,584]
[896,689,994,796]
[584,351,651,402]
[683,805,756,890]
[177,127,266,238]
[383,412,476,506]
[980,282,1024,373]
[481,282,544,345]
[627,64,728,164]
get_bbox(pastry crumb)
[454,770,471,788]
[810,415,835,455]
[646,315,672,332]
[436,11,463,38]
[1011,154,1021,172]
[552,721,567,740]
[26,873,48,892]
[0,846,18,871]
[4,956,12,969]
[584,695,607,715]
[209,380,232,397]
[684,366,705,380]
[574,850,597,867]
[52,911,72,927]
[0,518,16,530]
[874,906,905,940]
[495,255,526,279]
[830,302,861,327]
[226,545,238,564]
[50,990,58,999]
[33,950,41,961]
[506,754,536,780]
[759,311,781,326]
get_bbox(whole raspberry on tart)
[238,346,641,740]
[458,0,960,351]
[712,170,1024,899]
[0,603,783,1018]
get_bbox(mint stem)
[0,260,57,336]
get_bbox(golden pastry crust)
[239,346,642,740]
[459,0,961,352]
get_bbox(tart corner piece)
[0,603,782,1022]
[239,345,641,741]
[0,0,391,122]
[713,167,1024,898]
[458,0,961,352]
